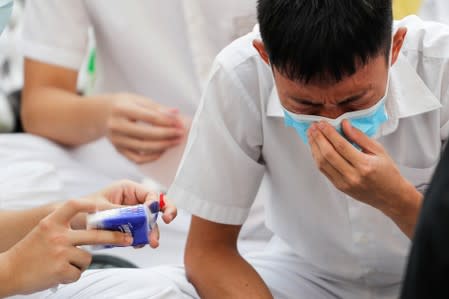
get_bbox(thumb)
[342,120,382,154]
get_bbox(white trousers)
[18,237,401,299]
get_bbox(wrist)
[383,179,423,235]
[394,180,422,217]
[86,94,117,136]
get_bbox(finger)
[134,101,185,129]
[161,198,177,224]
[308,128,346,183]
[110,133,182,153]
[49,199,97,225]
[149,223,160,249]
[341,120,383,154]
[107,180,156,206]
[119,103,184,128]
[117,148,164,164]
[97,180,149,206]
[109,118,185,140]
[59,264,83,285]
[68,247,93,272]
[88,197,123,212]
[313,122,356,175]
[316,121,365,166]
[69,229,133,247]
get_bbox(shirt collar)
[389,52,442,118]
[267,53,442,135]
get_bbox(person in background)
[20,0,259,187]
[394,0,449,26]
[419,0,449,25]
[12,0,270,268]
[0,5,178,285]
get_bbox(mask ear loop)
[368,35,395,141]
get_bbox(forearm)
[383,180,424,239]
[186,246,272,299]
[0,203,59,252]
[0,251,16,298]
[22,87,113,146]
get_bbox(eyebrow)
[290,91,367,106]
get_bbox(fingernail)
[125,235,133,244]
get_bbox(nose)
[318,106,348,119]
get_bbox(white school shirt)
[20,0,257,184]
[169,16,449,286]
[420,0,449,25]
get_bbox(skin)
[22,59,187,164]
[0,180,177,297]
[185,216,273,299]
[186,27,422,298]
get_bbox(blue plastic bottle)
[87,201,161,248]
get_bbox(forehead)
[273,55,388,101]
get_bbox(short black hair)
[257,0,393,83]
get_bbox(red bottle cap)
[159,193,166,210]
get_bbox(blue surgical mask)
[0,0,13,35]
[283,72,390,145]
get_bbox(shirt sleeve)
[168,59,265,225]
[20,0,90,70]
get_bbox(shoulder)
[397,15,449,59]
[212,27,273,97]
[396,16,449,104]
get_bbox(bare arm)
[383,182,423,239]
[185,216,272,299]
[22,58,186,163]
[22,58,113,146]
[0,252,16,297]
